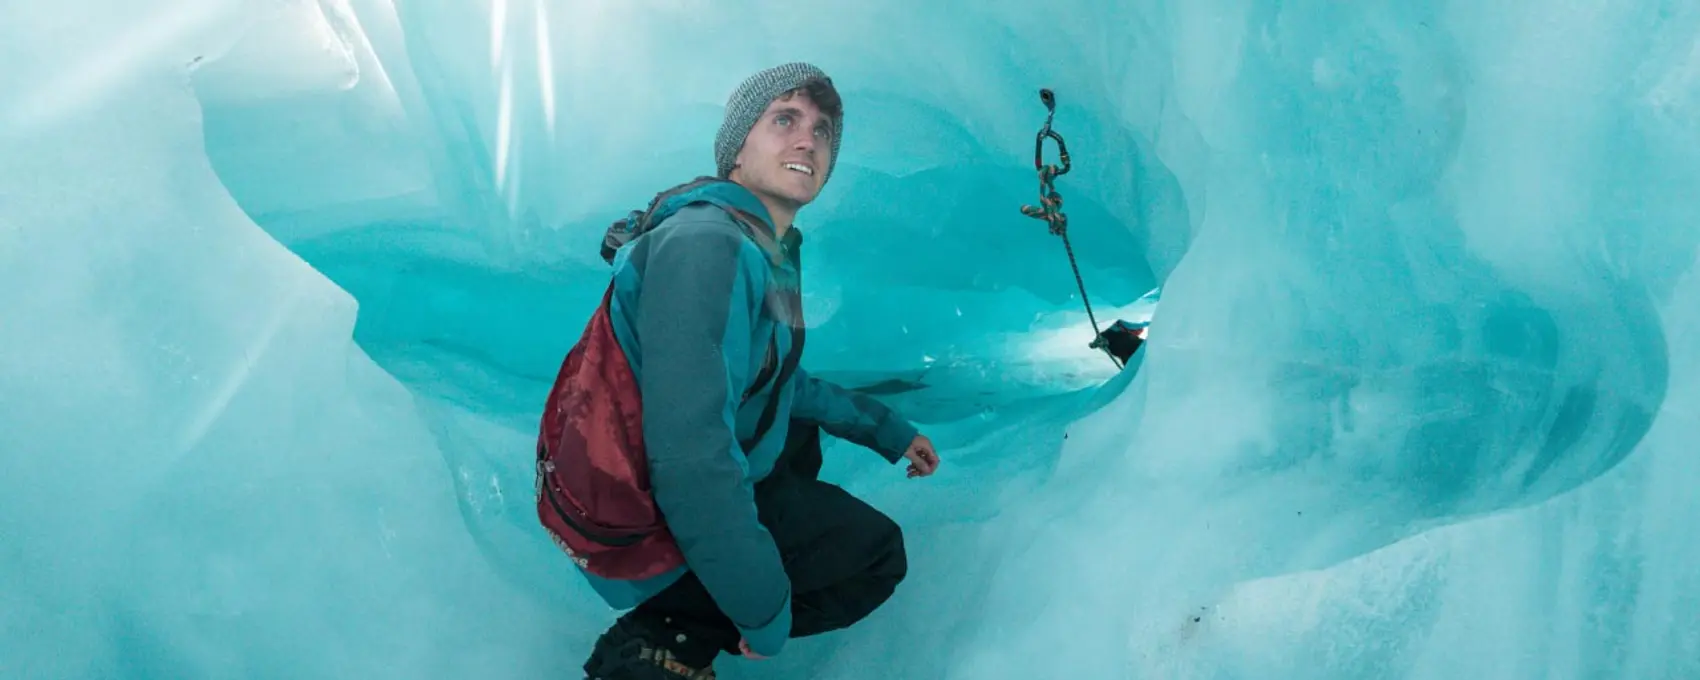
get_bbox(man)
[580,62,941,680]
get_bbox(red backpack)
[534,281,802,581]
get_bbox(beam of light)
[495,55,513,192]
[535,0,556,142]
[488,0,507,69]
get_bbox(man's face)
[729,90,835,215]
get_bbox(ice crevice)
[2,1,1698,678]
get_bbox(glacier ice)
[3,0,1698,678]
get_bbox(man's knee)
[779,479,909,589]
[869,511,908,588]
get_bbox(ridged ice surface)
[2,1,1697,678]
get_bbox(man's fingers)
[906,457,937,477]
[905,439,940,478]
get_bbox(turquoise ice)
[3,1,1697,678]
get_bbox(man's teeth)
[784,163,814,176]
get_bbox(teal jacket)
[585,179,920,657]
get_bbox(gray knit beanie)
[714,62,843,183]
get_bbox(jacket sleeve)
[789,366,920,464]
[632,216,793,657]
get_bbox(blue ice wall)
[2,1,1697,679]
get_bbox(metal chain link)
[1019,89,1122,368]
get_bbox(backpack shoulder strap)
[601,177,728,264]
[739,324,804,453]
[601,177,782,266]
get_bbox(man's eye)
[775,113,793,126]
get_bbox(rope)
[1019,89,1123,369]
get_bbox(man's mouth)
[783,162,814,177]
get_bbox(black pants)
[623,421,906,660]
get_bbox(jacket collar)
[646,177,791,265]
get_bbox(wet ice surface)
[3,1,1698,678]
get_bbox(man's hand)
[903,435,940,478]
[739,638,767,660]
